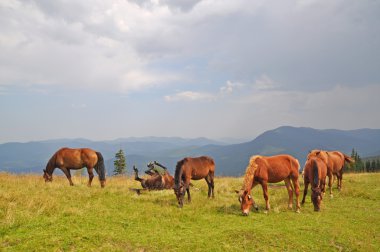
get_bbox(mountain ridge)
[1,126,379,176]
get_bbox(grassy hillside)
[1,173,379,251]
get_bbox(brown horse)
[307,150,354,197]
[301,157,327,211]
[43,147,106,187]
[174,156,215,208]
[133,165,174,190]
[236,154,301,216]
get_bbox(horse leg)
[337,171,343,191]
[205,174,215,198]
[328,173,333,198]
[291,177,301,213]
[261,181,270,211]
[284,178,293,210]
[186,185,191,203]
[87,167,94,187]
[301,180,309,205]
[134,166,144,182]
[61,167,74,186]
[251,182,259,210]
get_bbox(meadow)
[0,172,379,251]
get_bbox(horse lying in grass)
[301,157,327,211]
[236,154,301,216]
[307,150,354,197]
[43,147,106,187]
[174,156,215,208]
[133,161,174,190]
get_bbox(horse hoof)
[264,210,268,214]
[330,194,333,198]
[296,209,301,214]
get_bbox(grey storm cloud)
[1,0,379,92]
[0,0,379,142]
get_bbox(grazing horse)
[236,154,301,216]
[133,163,174,190]
[43,148,106,187]
[174,156,215,208]
[307,150,354,197]
[301,157,327,211]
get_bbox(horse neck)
[242,156,259,192]
[46,154,57,175]
[174,160,184,187]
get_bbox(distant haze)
[0,1,379,143]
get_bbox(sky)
[0,0,379,143]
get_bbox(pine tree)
[113,149,126,175]
[376,160,380,172]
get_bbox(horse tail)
[94,152,106,181]
[343,154,355,163]
[174,159,185,188]
[295,158,301,174]
[312,159,319,187]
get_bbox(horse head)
[235,189,258,216]
[174,182,186,208]
[311,187,322,212]
[43,169,53,182]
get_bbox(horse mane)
[242,155,261,191]
[174,159,185,188]
[94,152,106,181]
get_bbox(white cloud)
[220,80,244,95]
[164,91,216,102]
[253,74,277,90]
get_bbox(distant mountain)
[1,127,379,176]
[0,137,222,174]
[190,126,380,175]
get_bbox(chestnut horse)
[307,150,354,197]
[43,148,106,187]
[301,157,327,211]
[133,164,174,190]
[174,156,215,208]
[236,154,301,216]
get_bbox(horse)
[301,157,327,211]
[307,150,354,197]
[133,163,174,190]
[174,156,215,208]
[43,147,106,187]
[236,154,301,216]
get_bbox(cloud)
[164,91,216,102]
[1,0,379,96]
[253,74,276,90]
[165,79,245,102]
[220,80,244,95]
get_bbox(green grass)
[1,173,379,251]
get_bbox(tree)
[113,149,126,175]
[371,160,376,173]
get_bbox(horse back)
[183,156,215,180]
[255,155,299,183]
[304,157,327,187]
[327,151,345,173]
[55,147,97,168]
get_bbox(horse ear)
[43,169,46,173]
[235,190,240,194]
[316,151,321,155]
